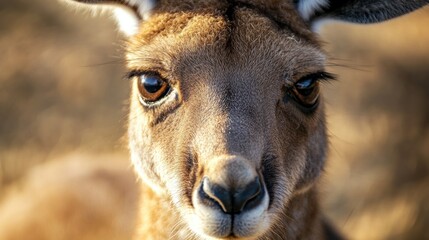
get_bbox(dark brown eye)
[291,76,320,108]
[137,74,170,103]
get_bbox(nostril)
[202,177,232,213]
[232,177,261,213]
[200,177,263,214]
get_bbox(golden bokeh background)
[0,0,428,239]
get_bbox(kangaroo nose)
[200,177,263,214]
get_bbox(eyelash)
[283,72,336,95]
[125,70,157,80]
[297,71,337,84]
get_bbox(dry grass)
[0,153,138,240]
[0,1,428,239]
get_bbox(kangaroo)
[65,0,429,239]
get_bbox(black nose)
[199,177,264,214]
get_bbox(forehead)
[126,1,325,79]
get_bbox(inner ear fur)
[66,0,156,35]
[73,0,140,15]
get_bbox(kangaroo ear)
[294,0,429,26]
[65,0,156,35]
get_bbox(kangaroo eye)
[285,71,335,111]
[290,74,320,109]
[136,74,170,103]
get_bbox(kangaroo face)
[127,3,328,238]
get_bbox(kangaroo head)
[126,4,327,238]
[66,0,428,239]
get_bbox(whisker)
[80,59,128,68]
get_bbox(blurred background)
[0,0,428,239]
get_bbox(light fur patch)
[65,0,156,35]
[114,0,155,35]
[114,7,140,35]
[297,0,329,20]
